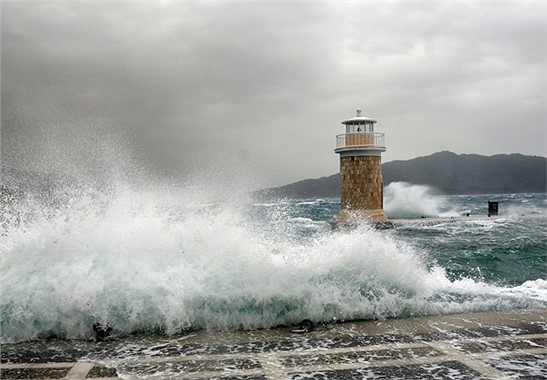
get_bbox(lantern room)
[342,108,376,133]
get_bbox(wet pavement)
[1,309,546,379]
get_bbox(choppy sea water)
[1,179,546,343]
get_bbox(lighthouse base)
[331,209,393,230]
[337,209,388,223]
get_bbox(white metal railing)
[335,132,385,150]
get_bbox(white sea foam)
[1,182,545,343]
[384,182,460,219]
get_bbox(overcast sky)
[2,1,545,188]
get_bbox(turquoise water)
[1,179,546,343]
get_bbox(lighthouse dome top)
[341,108,377,125]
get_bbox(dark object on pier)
[488,201,499,217]
[93,323,113,341]
[291,319,314,334]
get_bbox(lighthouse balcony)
[335,132,385,152]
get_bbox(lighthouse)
[334,109,388,223]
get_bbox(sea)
[1,178,545,345]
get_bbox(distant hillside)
[256,152,547,199]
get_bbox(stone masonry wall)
[340,155,384,211]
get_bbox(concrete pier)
[2,309,546,379]
[390,213,547,227]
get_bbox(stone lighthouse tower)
[334,109,388,223]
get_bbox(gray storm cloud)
[1,1,545,188]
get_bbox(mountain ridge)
[256,151,547,199]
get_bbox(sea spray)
[1,179,546,343]
[0,198,432,341]
[384,182,461,218]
